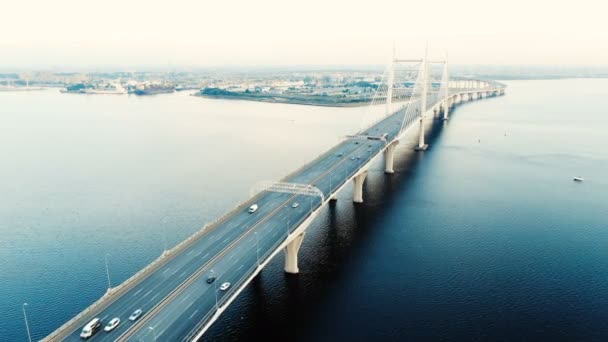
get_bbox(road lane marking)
[203,252,210,258]
[162,268,171,274]
[151,293,160,301]
[189,309,199,320]
[181,294,192,304]
[143,290,152,298]
[133,288,143,296]
[179,271,187,278]
[238,264,244,270]
[195,250,203,257]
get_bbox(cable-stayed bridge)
[44,49,506,342]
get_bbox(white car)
[292,202,299,208]
[129,309,143,321]
[248,204,258,213]
[220,282,231,291]
[80,318,101,339]
[104,318,120,332]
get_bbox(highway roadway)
[59,105,411,341]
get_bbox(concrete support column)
[442,99,449,121]
[384,141,399,174]
[353,170,368,203]
[415,116,428,151]
[284,232,305,274]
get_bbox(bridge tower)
[386,44,395,116]
[442,55,450,121]
[415,45,429,151]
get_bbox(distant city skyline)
[2,0,607,69]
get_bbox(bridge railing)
[43,191,267,341]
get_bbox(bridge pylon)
[442,54,450,121]
[415,45,429,151]
[386,44,395,116]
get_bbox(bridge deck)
[47,83,505,342]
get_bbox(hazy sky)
[1,0,607,69]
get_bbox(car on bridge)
[104,318,120,332]
[292,202,299,208]
[248,204,258,213]
[80,318,101,339]
[129,309,143,321]
[206,274,217,284]
[220,282,231,291]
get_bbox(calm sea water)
[1,79,608,341]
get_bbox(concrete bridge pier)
[384,140,399,173]
[353,170,368,203]
[284,232,305,274]
[415,116,428,151]
[442,99,450,121]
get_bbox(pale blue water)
[2,80,608,341]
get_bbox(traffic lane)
[132,236,260,341]
[125,129,386,340]
[286,140,360,185]
[156,245,260,341]
[144,201,296,333]
[59,106,412,341]
[312,142,377,195]
[158,110,409,338]
[287,124,386,185]
[119,192,299,340]
[65,192,291,342]
[287,117,396,187]
[131,197,307,340]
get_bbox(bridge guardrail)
[43,191,267,341]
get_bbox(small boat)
[573,176,584,182]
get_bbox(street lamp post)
[162,221,168,254]
[309,196,313,214]
[104,254,112,290]
[149,326,157,342]
[22,303,32,342]
[254,231,259,266]
[211,270,218,309]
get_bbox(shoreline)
[194,93,371,107]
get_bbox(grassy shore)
[194,92,372,107]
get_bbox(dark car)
[207,274,217,284]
